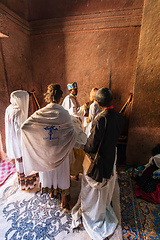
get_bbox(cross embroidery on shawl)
[44,126,60,140]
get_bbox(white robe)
[71,116,87,149]
[21,103,77,176]
[62,94,86,118]
[72,157,118,240]
[39,155,70,193]
[144,154,160,178]
[5,90,29,159]
[62,95,87,176]
[83,101,101,138]
[39,116,86,192]
[69,116,87,176]
[5,91,39,190]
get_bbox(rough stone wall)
[0,0,144,21]
[2,0,155,166]
[30,8,142,110]
[0,5,33,151]
[126,0,160,165]
[28,0,144,20]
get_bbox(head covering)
[10,90,29,123]
[67,82,78,90]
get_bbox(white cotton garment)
[71,153,118,240]
[152,154,160,168]
[144,154,160,170]
[71,116,87,148]
[62,94,86,118]
[84,101,101,138]
[5,90,29,160]
[145,154,160,177]
[62,94,78,116]
[21,103,77,176]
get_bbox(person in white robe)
[69,116,87,177]
[5,90,39,190]
[135,144,160,182]
[83,87,101,137]
[21,84,77,208]
[142,144,160,178]
[71,88,124,240]
[62,82,87,118]
[62,82,88,180]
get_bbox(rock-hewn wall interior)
[0,4,33,149]
[0,0,159,165]
[30,8,142,108]
[126,0,160,165]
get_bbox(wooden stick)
[30,90,41,110]
[119,93,133,114]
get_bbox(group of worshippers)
[5,82,124,240]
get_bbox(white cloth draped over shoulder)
[71,116,87,148]
[83,101,101,138]
[21,103,77,176]
[62,94,86,118]
[5,90,29,160]
[71,153,119,240]
[69,116,87,177]
[145,154,160,177]
[147,154,160,168]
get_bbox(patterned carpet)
[119,169,160,239]
[0,174,73,240]
[0,168,160,240]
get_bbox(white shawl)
[71,116,87,148]
[5,90,29,159]
[62,94,86,117]
[21,103,77,176]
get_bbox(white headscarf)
[21,103,77,176]
[10,90,29,123]
[5,90,29,159]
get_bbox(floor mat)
[119,169,160,239]
[0,160,16,186]
[0,170,160,239]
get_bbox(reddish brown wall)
[0,6,33,150]
[0,0,29,20]
[28,0,144,20]
[126,0,160,165]
[30,8,142,111]
[0,0,144,21]
[0,0,147,163]
[30,33,66,107]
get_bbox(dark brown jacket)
[84,108,124,182]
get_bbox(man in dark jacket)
[85,87,124,182]
[71,88,124,240]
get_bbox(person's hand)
[86,117,91,123]
[85,101,90,108]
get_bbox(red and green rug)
[119,169,160,239]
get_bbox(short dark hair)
[94,88,112,107]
